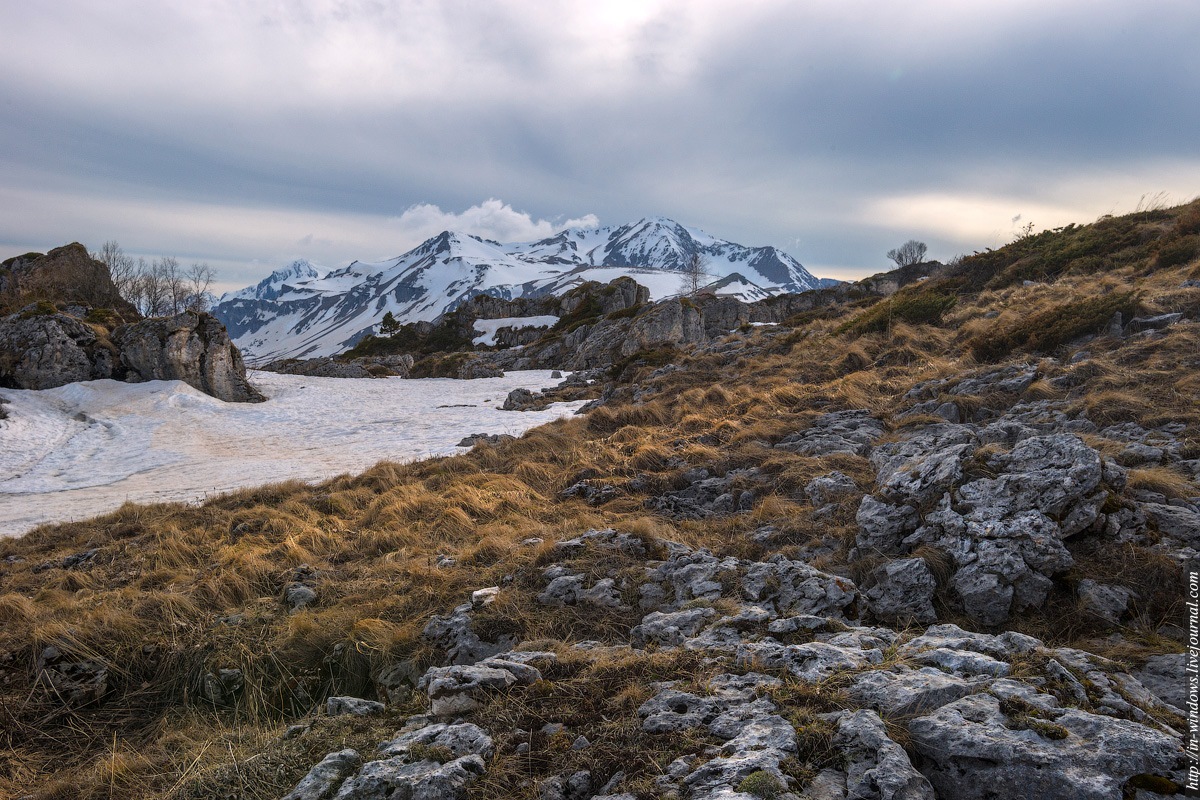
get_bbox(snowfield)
[0,371,585,537]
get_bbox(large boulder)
[114,311,264,402]
[0,311,120,389]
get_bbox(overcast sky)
[2,0,1198,292]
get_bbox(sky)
[1,0,1198,293]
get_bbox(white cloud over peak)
[388,199,599,244]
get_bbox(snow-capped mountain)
[212,218,828,363]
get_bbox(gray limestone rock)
[907,692,1184,800]
[332,755,486,800]
[282,749,362,800]
[775,410,886,457]
[327,696,385,716]
[805,470,858,507]
[502,387,540,411]
[0,312,113,389]
[848,667,978,718]
[378,723,495,761]
[1135,654,1187,710]
[631,608,717,647]
[834,710,934,800]
[115,311,264,402]
[1077,579,1134,623]
[423,602,514,665]
[863,558,937,626]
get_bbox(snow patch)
[0,371,582,537]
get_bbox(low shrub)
[968,291,1139,361]
[838,290,956,336]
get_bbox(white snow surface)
[471,316,558,346]
[0,371,584,538]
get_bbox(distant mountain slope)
[211,218,827,362]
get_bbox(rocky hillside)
[1,200,1198,799]
[0,245,263,403]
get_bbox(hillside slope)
[1,200,1198,799]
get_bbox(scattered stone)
[1077,579,1134,623]
[456,433,516,447]
[378,723,494,761]
[863,558,937,626]
[201,668,244,706]
[332,754,486,800]
[327,696,385,717]
[502,388,541,411]
[286,584,319,612]
[35,646,108,705]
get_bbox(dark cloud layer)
[1,0,1197,290]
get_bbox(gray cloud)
[1,0,1198,291]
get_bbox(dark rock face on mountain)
[114,312,265,402]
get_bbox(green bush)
[737,770,786,799]
[838,289,956,336]
[1151,235,1199,270]
[551,296,603,333]
[968,291,1139,361]
[18,300,57,318]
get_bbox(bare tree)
[680,251,710,296]
[88,242,220,317]
[886,240,928,268]
[182,262,216,312]
[92,241,138,300]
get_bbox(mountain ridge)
[212,218,828,363]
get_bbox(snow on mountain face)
[212,219,827,363]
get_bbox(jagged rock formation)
[282,530,1187,800]
[0,243,138,319]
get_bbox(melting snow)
[0,370,584,538]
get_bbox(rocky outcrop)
[0,311,122,389]
[259,354,414,379]
[0,243,138,319]
[0,246,262,402]
[114,311,264,402]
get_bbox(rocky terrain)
[0,201,1198,799]
[0,246,263,403]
